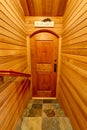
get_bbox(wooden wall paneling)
[9,81,30,130]
[10,60,28,72]
[60,64,87,112]
[25,16,63,36]
[0,36,25,46]
[1,58,26,68]
[6,0,25,22]
[9,0,25,20]
[63,0,85,27]
[0,78,25,123]
[0,1,31,130]
[59,75,87,130]
[0,77,31,129]
[59,82,81,130]
[0,0,27,72]
[0,55,25,64]
[0,27,25,43]
[61,57,87,77]
[61,53,87,64]
[0,42,26,50]
[60,57,87,115]
[63,27,86,43]
[8,80,30,130]
[62,22,87,43]
[58,0,87,129]
[0,11,25,38]
[0,49,26,56]
[0,77,31,130]
[0,20,25,40]
[25,16,63,23]
[1,2,25,32]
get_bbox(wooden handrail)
[0,70,31,77]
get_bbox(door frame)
[26,29,61,98]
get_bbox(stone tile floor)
[21,99,73,130]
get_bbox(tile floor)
[21,99,73,130]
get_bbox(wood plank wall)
[58,0,87,130]
[0,77,31,130]
[0,0,27,72]
[0,1,31,130]
[25,16,62,36]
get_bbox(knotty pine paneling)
[25,16,62,36]
[0,1,31,130]
[58,0,87,130]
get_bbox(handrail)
[0,70,31,77]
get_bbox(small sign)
[34,21,54,27]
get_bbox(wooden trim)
[26,36,32,73]
[56,36,62,98]
[30,29,59,38]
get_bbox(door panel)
[37,74,51,90]
[36,41,53,63]
[31,32,58,97]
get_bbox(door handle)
[54,64,57,72]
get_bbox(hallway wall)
[0,0,27,72]
[58,0,87,130]
[25,16,62,36]
[0,1,31,130]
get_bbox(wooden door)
[31,32,58,97]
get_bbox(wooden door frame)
[30,29,59,38]
[26,29,62,98]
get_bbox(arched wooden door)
[30,32,59,97]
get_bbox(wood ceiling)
[20,0,68,16]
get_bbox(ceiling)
[20,0,68,16]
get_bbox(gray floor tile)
[59,117,73,130]
[21,117,42,130]
[32,104,42,109]
[32,99,43,104]
[28,108,42,117]
[42,117,60,130]
[43,99,53,103]
[21,99,73,130]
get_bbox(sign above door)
[34,21,54,28]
